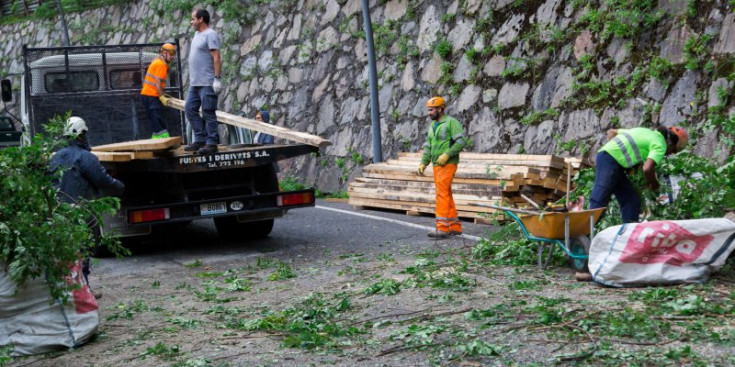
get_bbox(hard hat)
[668,126,689,152]
[64,116,88,136]
[161,43,176,55]
[426,96,445,108]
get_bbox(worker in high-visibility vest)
[141,43,176,139]
[590,126,689,223]
[418,96,467,239]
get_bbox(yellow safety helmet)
[426,96,445,108]
[161,43,176,55]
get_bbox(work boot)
[575,272,593,282]
[198,144,218,155]
[184,141,205,151]
[151,130,170,139]
[449,230,463,236]
[427,230,451,239]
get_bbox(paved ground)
[8,200,735,367]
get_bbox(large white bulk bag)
[589,218,735,287]
[0,260,99,355]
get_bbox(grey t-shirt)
[189,28,220,86]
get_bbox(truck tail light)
[277,192,314,206]
[128,208,170,223]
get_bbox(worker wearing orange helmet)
[418,96,467,238]
[141,43,176,139]
[589,125,689,223]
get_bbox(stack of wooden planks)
[348,152,582,221]
[91,136,182,161]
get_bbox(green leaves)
[0,115,124,302]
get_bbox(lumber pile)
[348,152,582,221]
[91,136,181,162]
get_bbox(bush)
[0,116,125,302]
[436,39,453,59]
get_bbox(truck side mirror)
[1,80,11,102]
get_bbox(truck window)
[110,69,144,89]
[45,71,99,93]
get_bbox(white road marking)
[316,205,482,241]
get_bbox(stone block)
[455,85,482,113]
[498,82,529,110]
[384,0,407,21]
[483,55,506,77]
[715,12,735,54]
[417,6,440,53]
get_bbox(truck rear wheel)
[214,217,275,241]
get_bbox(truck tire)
[214,217,274,241]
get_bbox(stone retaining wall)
[2,0,734,191]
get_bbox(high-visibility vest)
[599,127,667,168]
[420,115,467,166]
[140,57,168,97]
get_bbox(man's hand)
[159,95,170,106]
[212,78,222,94]
[418,164,426,175]
[436,153,450,166]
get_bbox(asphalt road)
[95,199,499,277]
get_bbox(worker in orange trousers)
[418,96,468,239]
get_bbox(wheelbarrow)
[479,204,606,271]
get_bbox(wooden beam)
[93,151,134,162]
[166,98,331,148]
[92,136,182,152]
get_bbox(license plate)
[201,202,227,215]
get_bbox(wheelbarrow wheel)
[567,235,590,272]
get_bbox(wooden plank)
[348,197,497,220]
[92,136,182,152]
[93,151,134,162]
[347,194,504,214]
[132,151,155,159]
[167,98,330,148]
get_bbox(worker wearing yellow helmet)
[590,125,689,223]
[418,96,468,239]
[141,43,176,139]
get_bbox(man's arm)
[445,119,467,157]
[642,158,659,191]
[211,49,221,77]
[81,153,125,196]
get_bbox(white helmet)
[64,116,88,136]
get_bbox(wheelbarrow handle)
[473,203,542,216]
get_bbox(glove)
[418,164,426,175]
[436,153,450,166]
[212,77,222,95]
[159,95,170,106]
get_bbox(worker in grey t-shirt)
[184,8,222,155]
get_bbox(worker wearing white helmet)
[50,116,125,297]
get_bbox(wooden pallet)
[348,152,582,221]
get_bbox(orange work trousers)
[433,164,462,233]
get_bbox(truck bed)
[101,143,317,173]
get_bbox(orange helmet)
[161,43,176,55]
[668,126,689,152]
[426,96,445,108]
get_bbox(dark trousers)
[589,151,642,223]
[141,95,167,133]
[185,86,219,145]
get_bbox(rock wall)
[2,0,735,191]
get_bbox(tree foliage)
[0,116,126,302]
